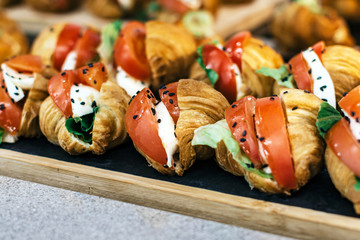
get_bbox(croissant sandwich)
[0,12,28,64]
[316,85,360,214]
[322,0,360,21]
[39,62,129,155]
[99,20,197,97]
[125,79,229,176]
[190,31,283,103]
[25,0,81,12]
[0,55,48,143]
[193,88,324,195]
[272,1,354,53]
[87,0,147,18]
[31,23,101,76]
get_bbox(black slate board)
[1,137,359,218]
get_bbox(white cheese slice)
[3,74,25,103]
[302,48,336,108]
[116,66,149,97]
[155,101,178,168]
[70,84,100,118]
[2,131,18,143]
[180,0,201,10]
[61,51,77,71]
[233,63,244,100]
[1,63,35,90]
[117,0,134,10]
[342,110,360,141]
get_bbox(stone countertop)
[0,176,293,240]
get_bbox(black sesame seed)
[169,99,173,104]
[76,89,79,93]
[283,90,288,94]
[317,76,322,80]
[160,84,166,89]
[232,122,237,128]
[312,59,316,62]
[253,114,255,118]
[93,80,97,84]
[270,97,275,100]
[292,106,298,111]
[259,137,265,141]
[18,71,22,74]
[321,49,325,54]
[321,98,328,102]
[320,85,327,91]
[163,165,168,168]
[150,93,155,98]
[240,138,246,142]
[88,63,94,68]
[169,93,175,96]
[356,118,359,123]
[174,133,177,138]
[157,119,161,123]
[11,75,14,79]
[91,101,97,108]
[15,86,18,90]
[136,91,140,94]
[351,111,355,117]
[82,69,88,74]
[80,102,85,105]
[345,116,350,123]
[74,83,78,86]
[289,64,292,70]
[304,90,310,93]
[0,104,5,110]
[261,164,268,168]
[1,85,4,88]
[281,77,288,82]
[101,66,105,72]
[256,135,259,139]
[242,130,247,136]
[71,98,75,103]
[163,90,169,94]
[11,98,14,103]
[174,124,176,129]
[231,104,236,108]
[308,69,312,74]
[61,72,66,76]
[146,89,150,93]
[5,88,8,93]
[147,95,151,99]
[14,92,19,96]
[133,115,138,119]
[151,108,156,115]
[343,92,348,97]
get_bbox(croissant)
[39,63,129,155]
[190,32,283,103]
[25,0,81,12]
[0,12,28,64]
[271,2,354,53]
[193,88,324,194]
[125,79,229,176]
[322,0,360,21]
[87,0,147,18]
[0,0,20,7]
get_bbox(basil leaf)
[0,127,4,144]
[192,119,273,179]
[256,65,295,89]
[316,102,342,138]
[196,45,219,86]
[355,176,360,191]
[99,20,122,62]
[65,107,99,143]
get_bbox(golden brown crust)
[0,12,28,64]
[19,73,48,138]
[146,21,197,91]
[0,0,21,7]
[322,45,360,102]
[325,147,360,214]
[322,0,360,21]
[215,140,245,177]
[87,0,123,18]
[25,0,81,12]
[39,81,130,155]
[272,3,354,53]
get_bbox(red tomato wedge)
[114,21,151,81]
[202,44,238,103]
[5,55,42,73]
[125,88,167,165]
[48,70,79,118]
[225,96,262,168]
[338,85,360,118]
[327,118,360,177]
[254,97,297,190]
[159,82,179,123]
[158,0,192,14]
[289,53,312,93]
[76,62,107,91]
[312,41,325,62]
[75,28,101,69]
[225,31,252,72]
[54,24,82,71]
[0,74,22,134]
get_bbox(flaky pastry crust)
[215,88,324,194]
[25,0,81,12]
[39,81,130,155]
[322,0,360,21]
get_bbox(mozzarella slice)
[62,51,77,71]
[2,131,18,143]
[117,0,134,10]
[233,63,245,100]
[302,48,336,108]
[1,63,35,90]
[70,84,100,118]
[3,75,25,103]
[116,66,149,97]
[342,110,360,141]
[180,0,201,10]
[155,101,178,168]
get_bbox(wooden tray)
[1,137,360,240]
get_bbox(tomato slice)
[76,62,107,91]
[158,0,192,14]
[48,70,79,118]
[312,41,325,62]
[327,118,360,177]
[54,24,82,71]
[114,21,151,81]
[75,28,101,69]
[289,53,312,93]
[125,88,167,165]
[5,55,42,73]
[254,96,297,190]
[338,85,360,118]
[202,44,238,103]
[225,31,252,72]
[159,82,179,123]
[225,95,262,168]
[0,74,22,134]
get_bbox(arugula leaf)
[98,20,122,62]
[65,107,99,143]
[196,45,219,86]
[256,65,295,89]
[0,127,4,144]
[296,0,323,14]
[192,120,273,179]
[316,102,342,138]
[355,176,360,191]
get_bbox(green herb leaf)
[65,107,99,143]
[192,120,273,179]
[0,127,4,144]
[196,45,219,86]
[99,20,122,62]
[316,102,342,138]
[355,176,360,191]
[296,0,323,14]
[256,65,295,89]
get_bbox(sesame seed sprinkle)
[242,130,247,136]
[232,122,237,128]
[292,106,298,110]
[259,137,265,141]
[133,115,138,119]
[169,93,175,96]
[240,138,246,142]
[231,104,236,108]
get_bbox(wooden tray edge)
[0,148,359,239]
